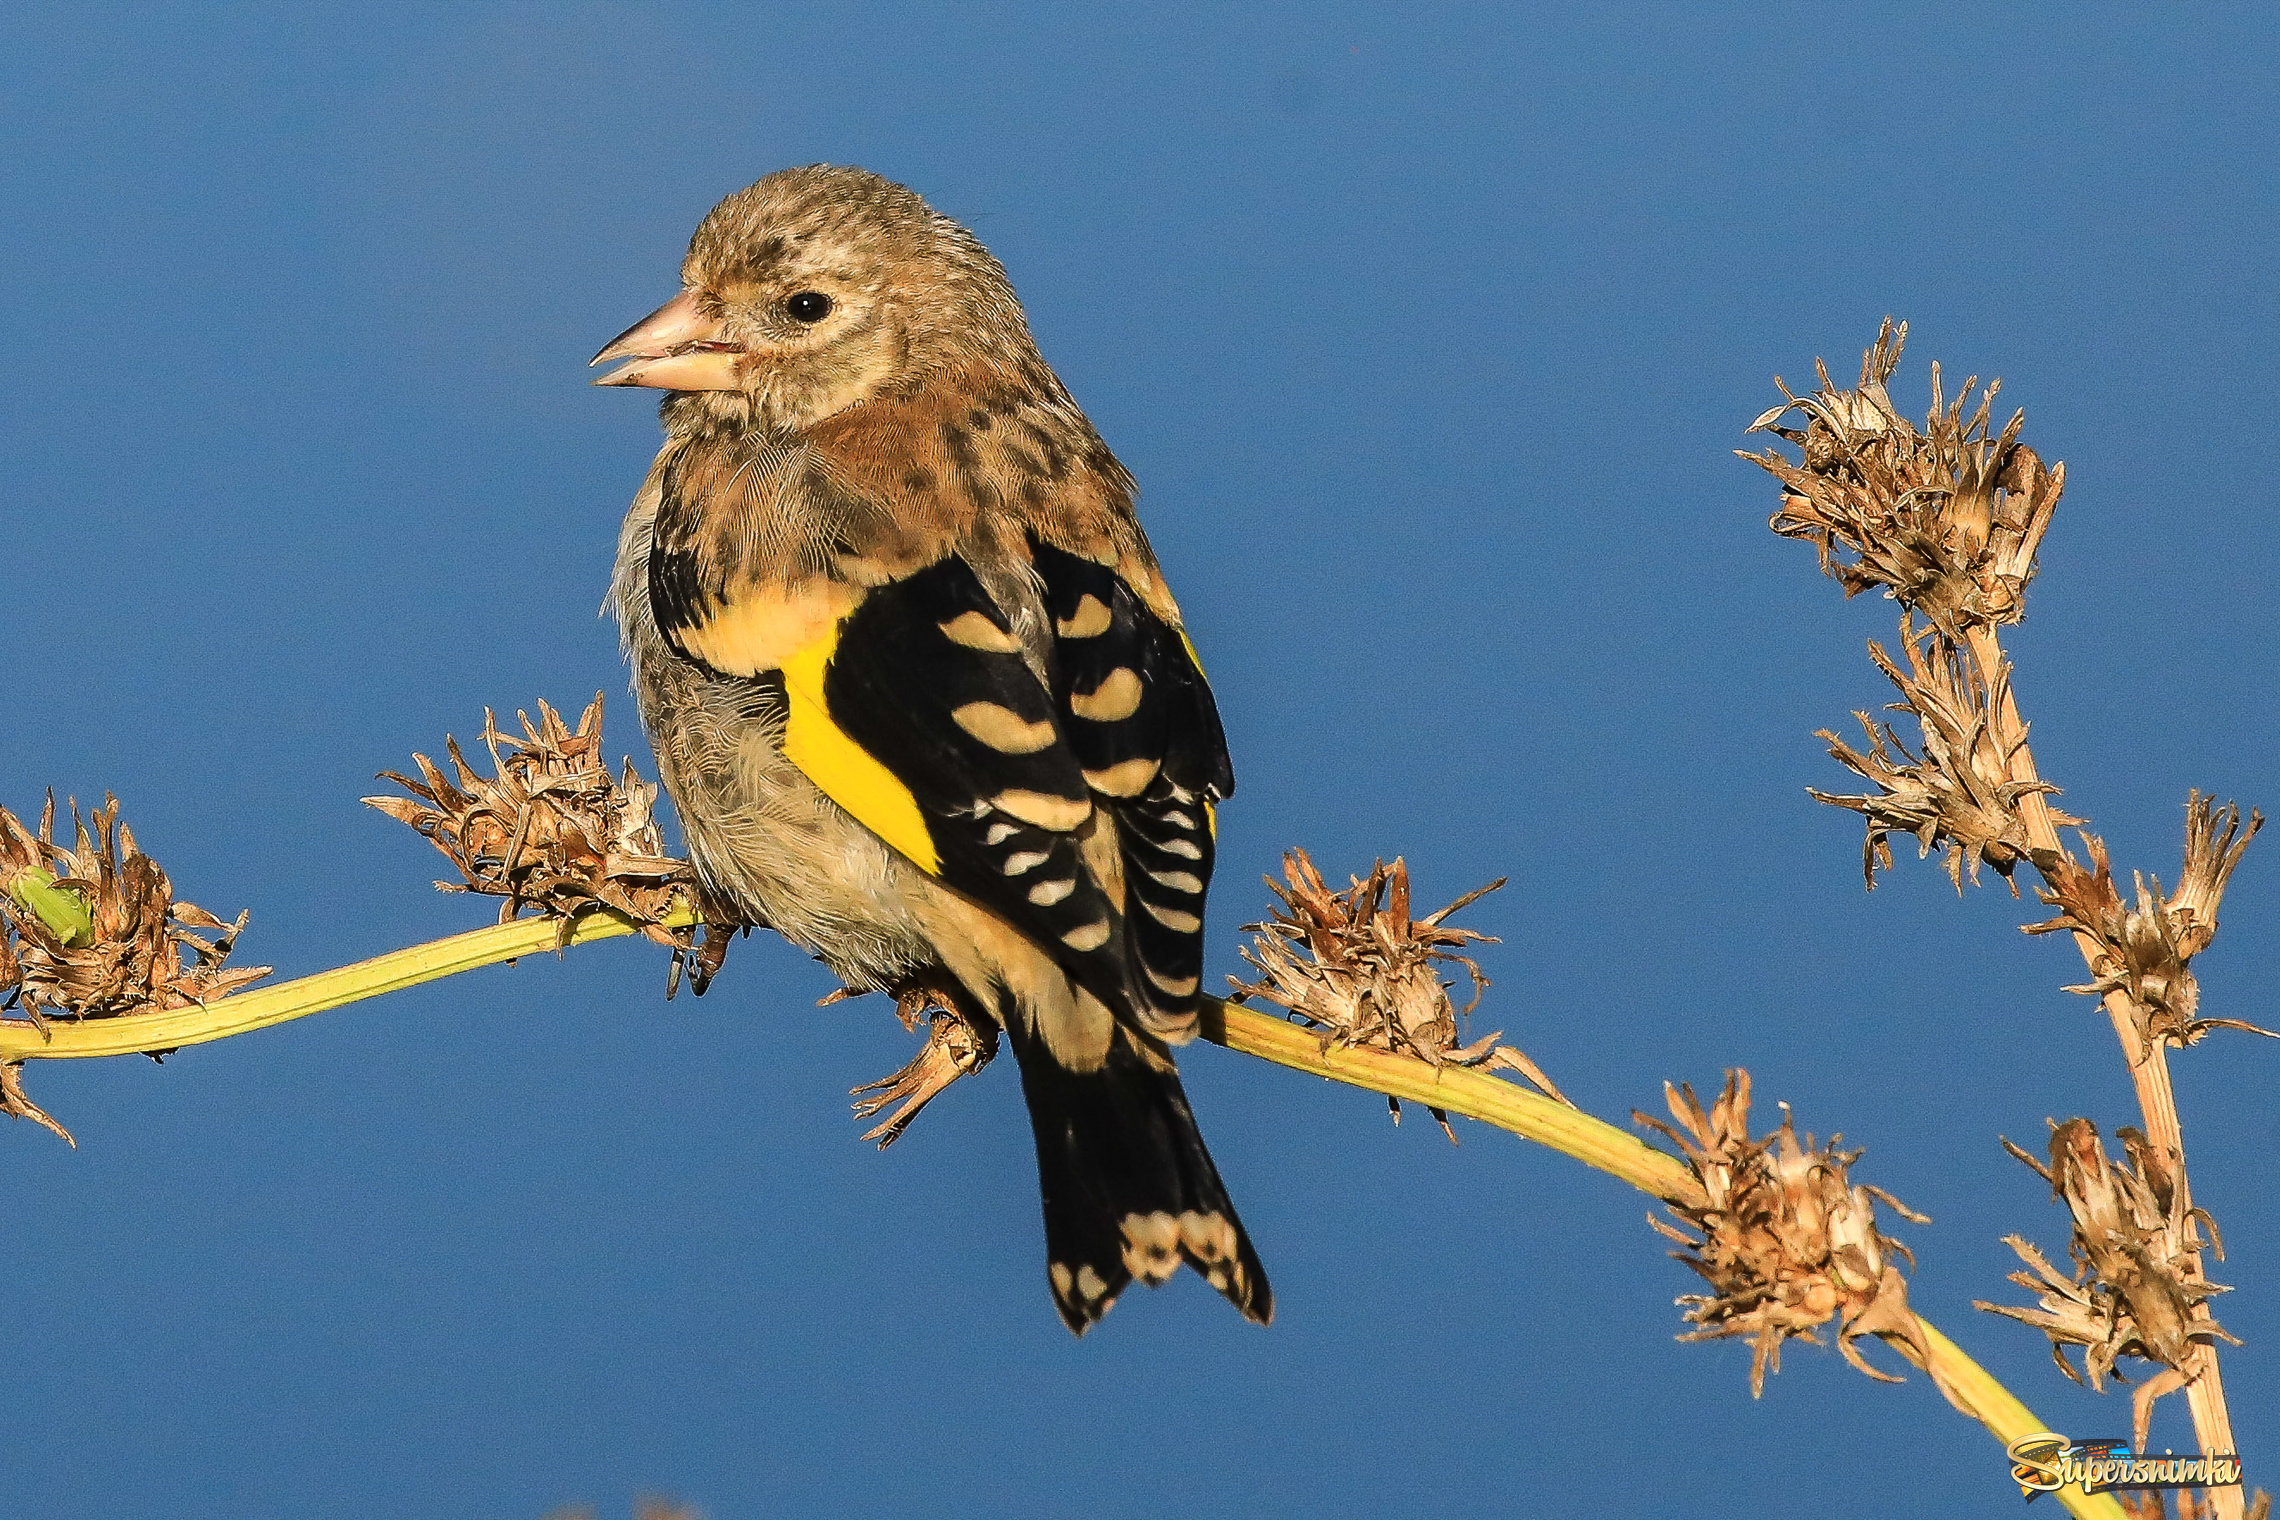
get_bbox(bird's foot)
[851,988,999,1148]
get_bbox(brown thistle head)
[1636,1070,1930,1396]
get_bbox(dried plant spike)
[1808,615,2073,894]
[2024,802,2275,1052]
[1226,850,1568,1109]
[1978,1119,2238,1452]
[1635,1070,1929,1397]
[366,694,734,991]
[1742,319,2063,637]
[1756,332,2250,1505]
[0,793,269,1029]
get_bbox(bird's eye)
[785,291,833,323]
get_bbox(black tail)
[1004,1016,1272,1334]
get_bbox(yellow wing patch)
[780,624,943,875]
[679,580,861,678]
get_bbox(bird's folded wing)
[781,552,1138,1015]
[1028,539,1232,1039]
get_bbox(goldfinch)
[592,165,1269,1333]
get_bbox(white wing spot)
[1069,667,1143,722]
[953,701,1056,754]
[1144,867,1204,895]
[1082,757,1160,796]
[1055,594,1113,638]
[993,789,1092,831]
[1028,877,1077,906]
[1144,965,1200,998]
[1003,851,1050,876]
[939,610,1023,652]
[1061,920,1111,952]
[1141,900,1200,934]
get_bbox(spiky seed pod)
[1741,318,2063,638]
[0,794,271,1144]
[366,695,731,991]
[1227,850,1569,1124]
[1636,1070,1929,1396]
[1810,616,2077,892]
[2022,798,2272,1052]
[1977,1119,2238,1451]
[0,794,268,1025]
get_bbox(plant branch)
[0,907,686,1061]
[1962,620,2238,1474]
[0,904,2124,1516]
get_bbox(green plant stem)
[1197,999,2122,1520]
[0,906,2122,1520]
[0,906,687,1060]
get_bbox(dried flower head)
[1227,850,1568,1130]
[1813,617,2074,892]
[2023,797,2272,1052]
[367,695,730,993]
[1,793,271,1145]
[1742,318,2063,637]
[0,793,269,1025]
[1977,1118,2236,1451]
[1636,1070,1929,1396]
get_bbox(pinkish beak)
[590,289,745,389]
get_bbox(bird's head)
[591,164,1031,432]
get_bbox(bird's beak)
[590,289,746,389]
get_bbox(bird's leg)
[850,978,1000,1148]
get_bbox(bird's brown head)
[592,165,1033,432]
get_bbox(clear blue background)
[5,4,2276,1516]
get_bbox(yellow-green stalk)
[0,905,2123,1518]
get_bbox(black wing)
[1030,538,1232,1039]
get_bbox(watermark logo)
[2008,1432,2242,1499]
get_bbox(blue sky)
[4,4,2277,1515]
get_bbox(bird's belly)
[635,647,934,991]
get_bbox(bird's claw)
[851,993,999,1148]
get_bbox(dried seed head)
[1742,319,2063,638]
[368,695,732,991]
[1636,1070,1930,1396]
[1812,617,2075,892]
[0,793,269,1026]
[1227,850,1569,1121]
[2023,797,2272,1051]
[1977,1119,2236,1451]
[1,793,271,1145]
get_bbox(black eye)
[785,290,833,323]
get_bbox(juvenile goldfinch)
[592,164,1269,1333]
